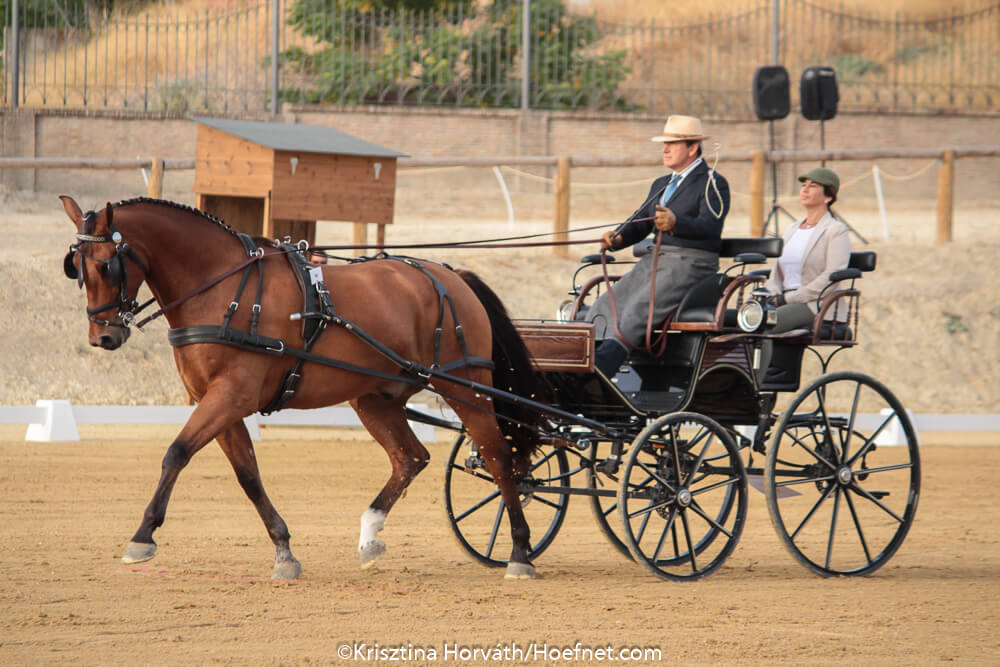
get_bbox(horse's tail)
[455,269,545,469]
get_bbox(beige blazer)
[765,211,852,317]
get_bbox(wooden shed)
[190,116,406,251]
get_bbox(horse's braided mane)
[111,196,239,238]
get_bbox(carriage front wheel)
[443,432,570,568]
[765,371,921,577]
[617,412,748,581]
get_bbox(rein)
[599,229,669,357]
[311,237,601,253]
[310,219,647,253]
[132,250,276,330]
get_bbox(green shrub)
[280,0,630,109]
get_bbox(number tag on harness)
[308,265,324,286]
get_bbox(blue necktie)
[660,174,680,205]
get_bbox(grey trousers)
[586,245,719,347]
[759,302,814,379]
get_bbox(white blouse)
[777,226,815,290]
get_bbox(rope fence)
[875,162,938,182]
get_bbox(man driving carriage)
[587,115,731,379]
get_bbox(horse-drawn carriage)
[60,196,919,582]
[441,237,921,580]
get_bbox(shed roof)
[189,116,407,158]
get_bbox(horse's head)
[61,195,148,350]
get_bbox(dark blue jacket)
[616,160,730,254]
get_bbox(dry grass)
[588,0,983,22]
[23,0,317,108]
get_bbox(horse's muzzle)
[92,326,130,350]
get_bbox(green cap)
[798,167,840,194]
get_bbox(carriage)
[438,237,921,581]
[61,196,919,582]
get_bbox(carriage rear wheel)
[617,412,748,581]
[765,371,921,577]
[443,433,570,568]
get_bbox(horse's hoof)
[504,562,536,580]
[121,541,157,564]
[359,540,386,569]
[272,557,302,580]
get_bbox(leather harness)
[165,240,494,414]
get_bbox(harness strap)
[220,257,256,332]
[165,323,614,436]
[386,256,472,369]
[167,325,493,387]
[261,244,340,415]
[236,233,259,258]
[236,234,266,336]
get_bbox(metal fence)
[3,0,998,116]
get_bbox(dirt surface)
[0,427,998,665]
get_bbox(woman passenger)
[760,167,851,385]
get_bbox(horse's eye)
[98,263,109,277]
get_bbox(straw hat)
[650,115,710,143]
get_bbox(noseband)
[63,211,150,329]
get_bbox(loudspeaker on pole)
[752,65,791,121]
[801,66,839,121]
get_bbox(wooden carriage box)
[190,116,406,251]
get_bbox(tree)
[279,0,630,109]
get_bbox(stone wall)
[2,106,998,207]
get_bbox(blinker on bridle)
[63,210,151,329]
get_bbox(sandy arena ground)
[0,426,998,665]
[1,181,999,664]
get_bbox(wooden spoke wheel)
[443,433,570,568]
[617,412,748,581]
[765,372,921,577]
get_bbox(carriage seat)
[638,237,784,330]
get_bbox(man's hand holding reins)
[600,230,622,251]
[654,205,676,234]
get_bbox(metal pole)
[271,0,280,115]
[521,0,529,110]
[772,0,779,64]
[11,0,19,107]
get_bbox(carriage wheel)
[765,371,921,577]
[617,412,748,581]
[587,440,632,560]
[443,432,570,568]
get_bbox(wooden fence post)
[553,157,571,257]
[750,151,766,237]
[353,222,368,257]
[148,157,165,198]
[936,149,954,243]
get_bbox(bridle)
[63,210,151,329]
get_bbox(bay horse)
[60,195,544,580]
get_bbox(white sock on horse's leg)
[358,507,386,550]
[358,507,387,568]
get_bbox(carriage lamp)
[737,287,771,332]
[556,299,575,323]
